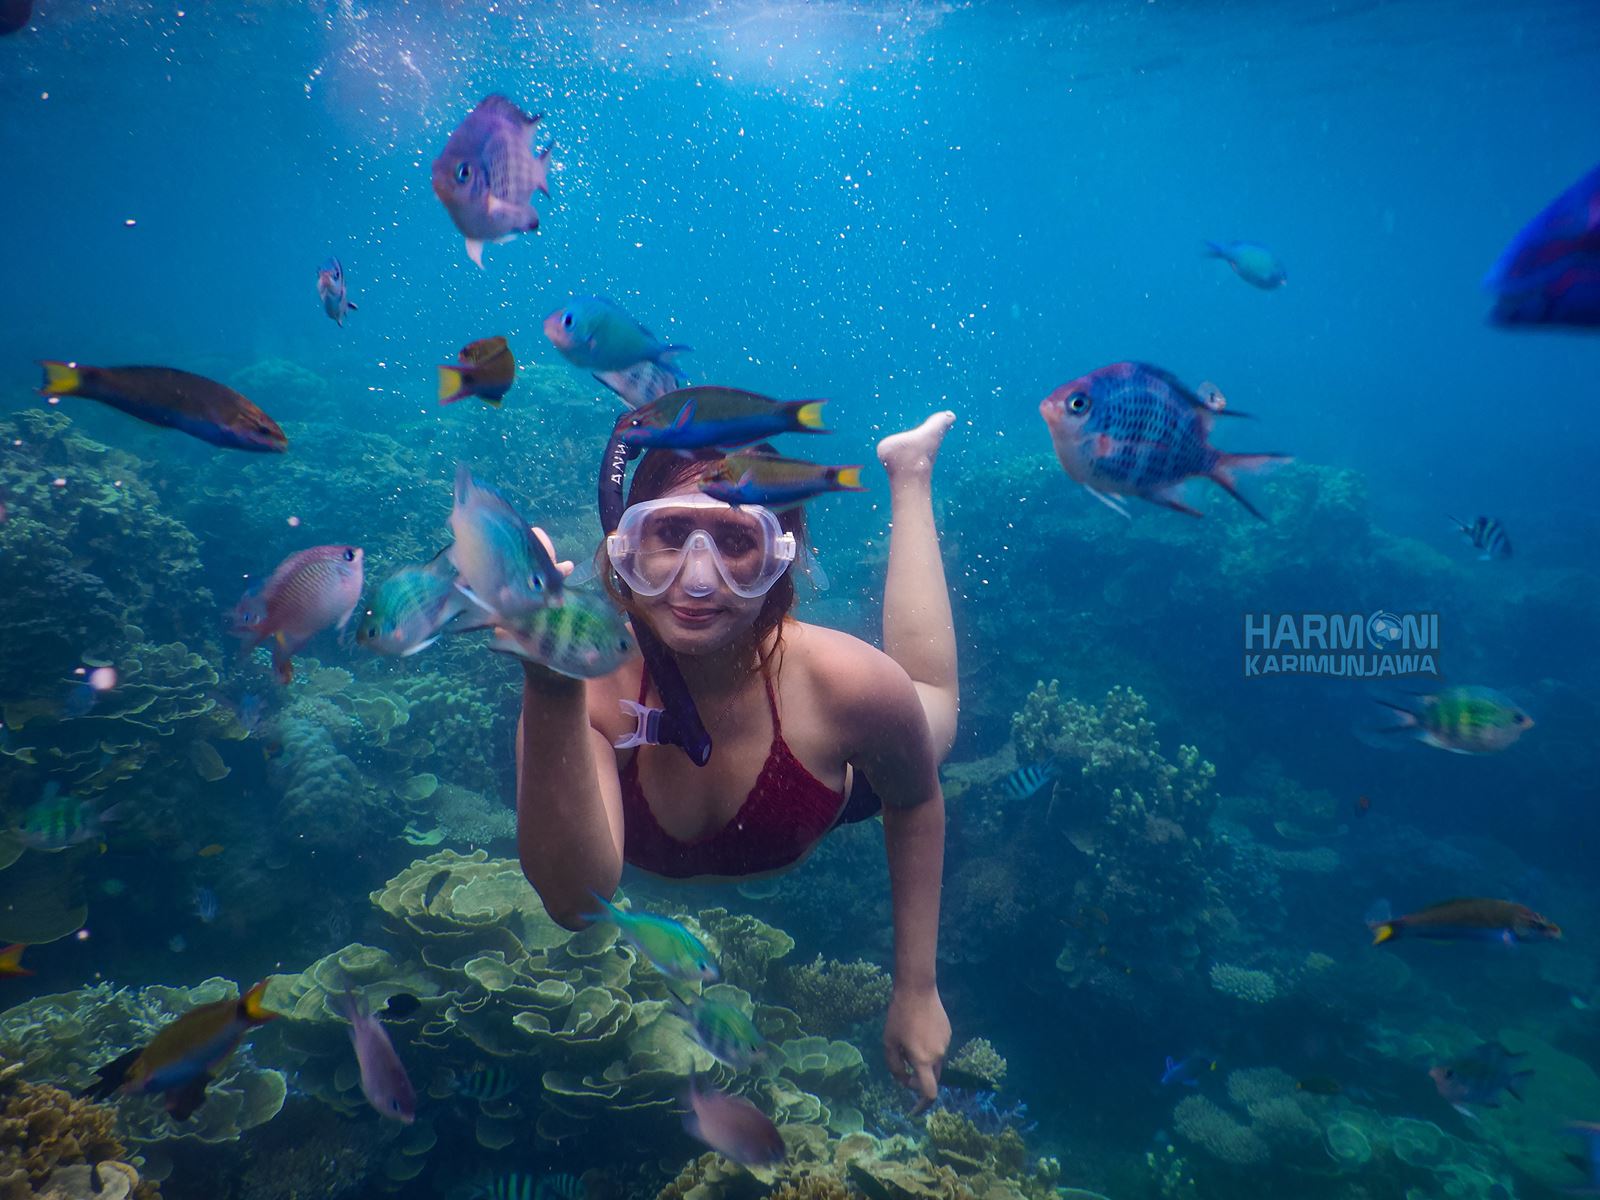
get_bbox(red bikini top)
[619,664,847,880]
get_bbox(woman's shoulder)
[783,621,915,706]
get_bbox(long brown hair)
[601,447,807,676]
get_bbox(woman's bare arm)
[832,645,950,1107]
[515,664,625,929]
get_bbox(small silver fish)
[317,257,358,326]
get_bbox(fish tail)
[39,361,81,396]
[239,979,279,1023]
[584,890,621,926]
[79,1047,142,1102]
[438,366,468,405]
[1372,698,1420,733]
[791,400,828,430]
[1201,240,1228,258]
[270,634,295,685]
[1370,923,1396,945]
[831,466,866,491]
[1209,452,1290,521]
[0,943,32,976]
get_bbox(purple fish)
[431,95,551,268]
[317,257,358,327]
[231,545,364,683]
[1039,362,1288,519]
[683,1079,785,1166]
[1485,162,1600,330]
[340,991,416,1124]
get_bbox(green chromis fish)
[670,991,769,1071]
[447,465,564,620]
[543,296,692,374]
[586,894,719,983]
[1374,686,1533,754]
[38,362,287,453]
[697,451,864,512]
[356,548,468,657]
[486,589,637,679]
[81,980,278,1119]
[439,336,516,407]
[16,783,124,852]
[1204,240,1287,289]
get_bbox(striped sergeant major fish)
[1001,761,1059,802]
[1449,515,1511,560]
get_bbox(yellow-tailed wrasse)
[439,337,516,407]
[1373,686,1533,754]
[1450,515,1512,561]
[1369,898,1561,946]
[81,980,278,1119]
[0,943,33,978]
[620,386,829,452]
[697,451,864,512]
[38,362,287,453]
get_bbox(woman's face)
[630,485,768,655]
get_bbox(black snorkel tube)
[598,411,713,766]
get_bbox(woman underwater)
[516,411,959,1108]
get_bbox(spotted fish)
[1039,362,1289,519]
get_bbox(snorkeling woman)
[516,411,959,1108]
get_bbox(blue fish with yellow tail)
[620,386,829,453]
[81,980,278,1119]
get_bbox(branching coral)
[776,956,893,1036]
[0,1064,156,1200]
[1171,1095,1268,1166]
[946,1039,1007,1087]
[1207,964,1277,1004]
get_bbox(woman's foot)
[877,411,956,482]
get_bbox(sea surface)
[1,3,1598,1199]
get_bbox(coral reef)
[1171,1095,1268,1166]
[0,1063,155,1200]
[1207,963,1277,1004]
[946,1039,1007,1087]
[776,956,894,1036]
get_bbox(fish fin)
[453,463,476,510]
[1446,514,1469,533]
[480,394,503,408]
[453,581,497,615]
[79,1048,142,1101]
[831,466,866,491]
[240,979,278,1023]
[164,1075,212,1120]
[39,361,81,396]
[1209,452,1290,520]
[346,300,358,311]
[584,890,623,926]
[269,636,295,685]
[659,344,694,362]
[0,943,31,977]
[477,93,540,127]
[1452,1103,1480,1121]
[438,366,467,405]
[1202,240,1229,259]
[465,238,485,268]
[1085,487,1132,519]
[1370,923,1395,945]
[1147,490,1205,518]
[399,635,443,657]
[1371,698,1420,732]
[669,399,698,429]
[792,400,828,430]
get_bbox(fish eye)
[563,312,574,328]
[343,548,357,561]
[455,162,471,183]
[1068,392,1089,413]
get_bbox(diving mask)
[606,494,795,599]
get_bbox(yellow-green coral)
[0,1065,156,1200]
[776,956,893,1036]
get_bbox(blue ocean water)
[1,2,1599,1199]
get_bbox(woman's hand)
[883,984,950,1113]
